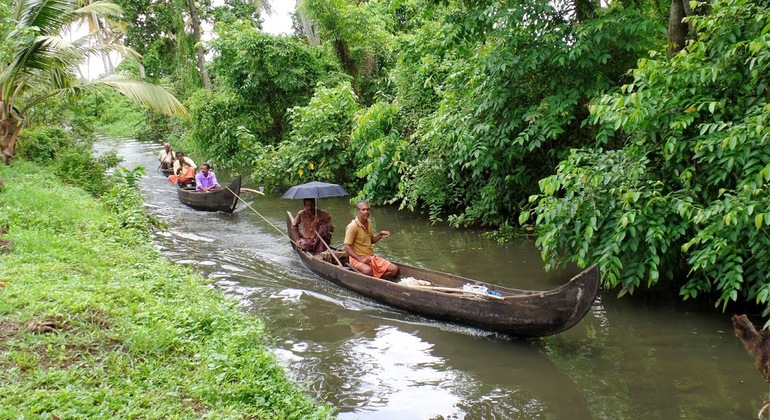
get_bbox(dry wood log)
[732,314,770,383]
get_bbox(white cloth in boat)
[398,277,432,286]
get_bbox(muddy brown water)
[99,137,768,419]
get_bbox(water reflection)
[281,301,592,419]
[100,137,769,419]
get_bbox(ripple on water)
[173,231,215,242]
[270,288,304,301]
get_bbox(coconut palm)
[72,0,125,77]
[0,0,187,163]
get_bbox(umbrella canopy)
[281,181,349,199]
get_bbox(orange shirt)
[344,217,374,257]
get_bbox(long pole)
[225,186,295,243]
[315,231,344,267]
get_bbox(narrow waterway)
[102,137,767,419]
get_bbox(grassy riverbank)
[0,161,332,418]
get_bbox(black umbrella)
[281,181,349,199]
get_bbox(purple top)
[195,171,219,191]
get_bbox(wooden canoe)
[285,213,599,337]
[177,175,241,213]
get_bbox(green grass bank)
[0,161,332,419]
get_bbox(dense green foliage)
[17,126,73,163]
[0,161,332,418]
[252,82,359,187]
[54,147,122,197]
[396,2,662,226]
[531,0,770,311]
[351,101,411,202]
[17,123,121,196]
[188,21,346,167]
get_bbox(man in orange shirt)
[168,152,196,186]
[343,200,399,278]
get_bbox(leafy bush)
[54,148,122,197]
[101,166,166,238]
[252,82,358,188]
[531,0,770,312]
[17,126,73,163]
[350,101,410,203]
[205,20,347,157]
[186,87,272,168]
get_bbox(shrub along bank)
[0,160,332,418]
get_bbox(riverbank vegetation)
[0,157,332,418]
[2,0,768,315]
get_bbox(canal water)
[101,137,768,419]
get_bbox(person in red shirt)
[292,198,334,255]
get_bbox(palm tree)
[0,0,187,164]
[71,0,125,78]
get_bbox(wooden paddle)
[315,231,345,267]
[408,284,505,300]
[314,231,370,275]
[241,187,265,195]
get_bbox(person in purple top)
[195,163,221,192]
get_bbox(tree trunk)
[668,0,689,55]
[297,0,320,46]
[573,0,598,22]
[0,118,22,164]
[187,0,213,91]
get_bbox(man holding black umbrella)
[292,198,334,255]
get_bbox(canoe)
[285,212,599,337]
[177,175,241,213]
[160,167,174,177]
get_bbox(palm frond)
[73,37,142,62]
[74,1,123,19]
[10,36,81,78]
[96,74,188,116]
[15,0,75,36]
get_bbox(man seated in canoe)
[292,198,334,255]
[157,143,174,170]
[168,152,196,186]
[343,200,399,278]
[195,163,221,192]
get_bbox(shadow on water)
[100,137,770,419]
